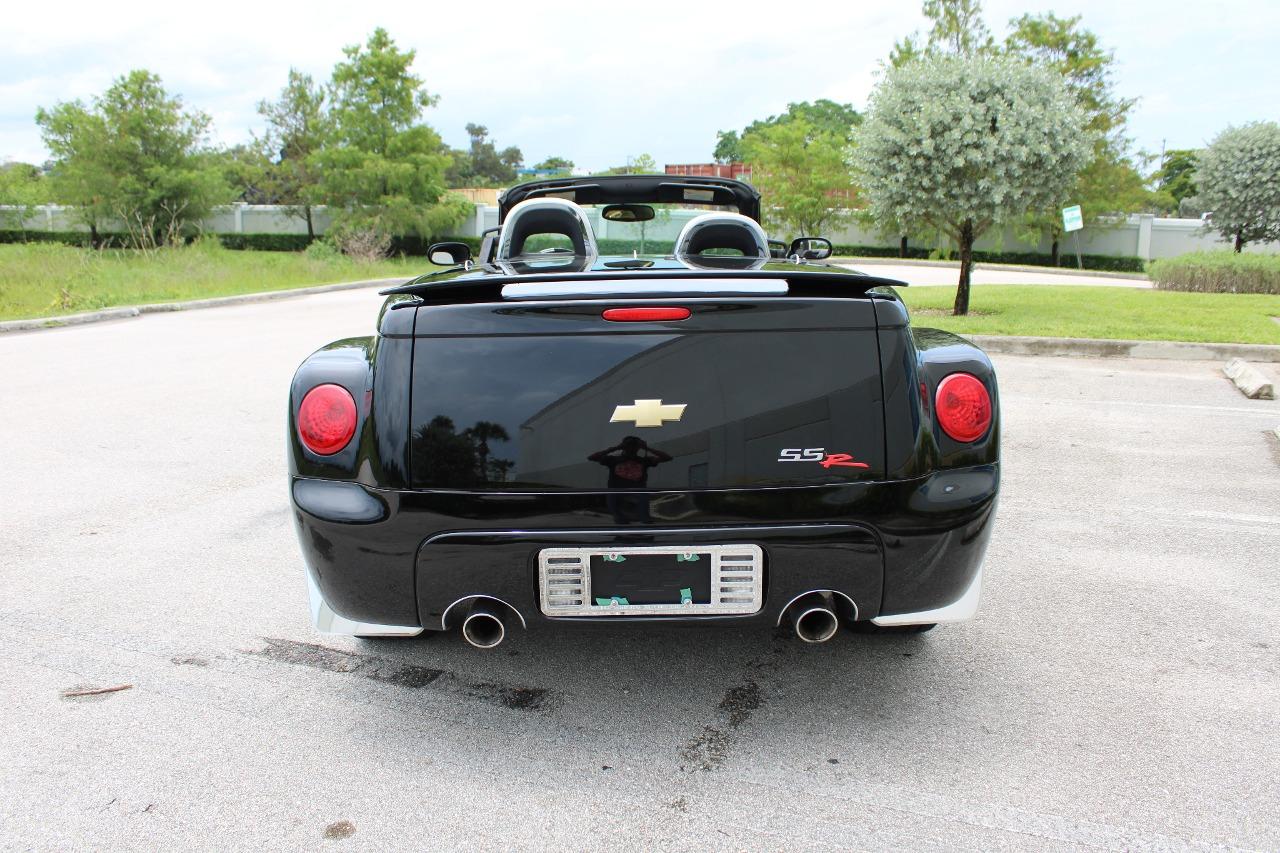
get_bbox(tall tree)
[853,55,1090,314]
[714,99,861,162]
[1005,13,1146,261]
[1197,122,1280,252]
[1155,149,1200,210]
[741,119,852,239]
[37,70,227,248]
[445,124,523,187]
[312,29,469,253]
[923,0,994,55]
[258,70,328,237]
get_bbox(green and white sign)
[1062,204,1083,233]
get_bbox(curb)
[969,334,1280,363]
[0,276,411,334]
[833,256,1149,281]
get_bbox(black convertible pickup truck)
[288,175,999,648]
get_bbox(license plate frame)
[538,544,764,617]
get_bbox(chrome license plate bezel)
[537,544,764,617]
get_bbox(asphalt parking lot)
[2,287,1277,851]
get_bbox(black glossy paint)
[408,298,886,491]
[288,260,1000,632]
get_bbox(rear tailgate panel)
[408,298,885,491]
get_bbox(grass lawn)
[0,242,426,321]
[3,243,1278,345]
[898,285,1280,345]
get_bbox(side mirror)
[767,239,788,259]
[789,237,832,261]
[428,241,473,266]
[601,204,656,223]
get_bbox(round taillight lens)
[298,384,357,455]
[935,373,992,443]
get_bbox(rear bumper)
[290,465,997,634]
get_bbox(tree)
[853,55,1090,315]
[1155,149,1200,208]
[741,119,852,239]
[596,153,658,176]
[258,70,328,237]
[533,156,574,175]
[923,0,994,55]
[1005,13,1147,261]
[312,29,469,254]
[0,161,52,231]
[36,70,227,248]
[446,124,523,187]
[713,130,742,164]
[714,99,861,162]
[217,143,273,204]
[1197,122,1280,252]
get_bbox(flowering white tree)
[853,54,1090,314]
[1197,122,1280,252]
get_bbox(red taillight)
[602,306,691,322]
[298,384,357,455]
[935,373,992,442]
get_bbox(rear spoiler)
[382,269,907,305]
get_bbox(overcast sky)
[2,0,1275,172]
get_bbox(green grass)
[0,242,425,321]
[899,285,1280,345]
[3,244,1277,344]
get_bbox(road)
[838,260,1150,288]
[2,288,1277,851]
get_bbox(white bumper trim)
[306,571,423,637]
[871,564,984,626]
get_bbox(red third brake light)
[602,306,691,322]
[935,373,992,442]
[298,384,357,455]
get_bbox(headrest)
[673,213,769,260]
[497,198,598,259]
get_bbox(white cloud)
[2,0,1276,167]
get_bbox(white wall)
[3,203,1276,259]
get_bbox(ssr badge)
[777,447,869,470]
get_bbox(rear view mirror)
[601,204,656,223]
[428,241,473,265]
[789,237,833,261]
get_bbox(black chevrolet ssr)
[288,175,998,648]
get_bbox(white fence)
[3,203,1276,260]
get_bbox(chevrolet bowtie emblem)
[610,399,687,428]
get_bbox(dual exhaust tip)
[459,592,849,648]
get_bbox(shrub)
[331,227,392,263]
[1148,251,1280,294]
[218,233,313,251]
[304,239,341,262]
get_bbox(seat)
[497,198,598,259]
[673,213,769,261]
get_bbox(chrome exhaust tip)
[461,602,507,649]
[791,602,840,644]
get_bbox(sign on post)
[1062,205,1084,269]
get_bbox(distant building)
[517,167,565,179]
[451,187,502,205]
[665,163,752,181]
